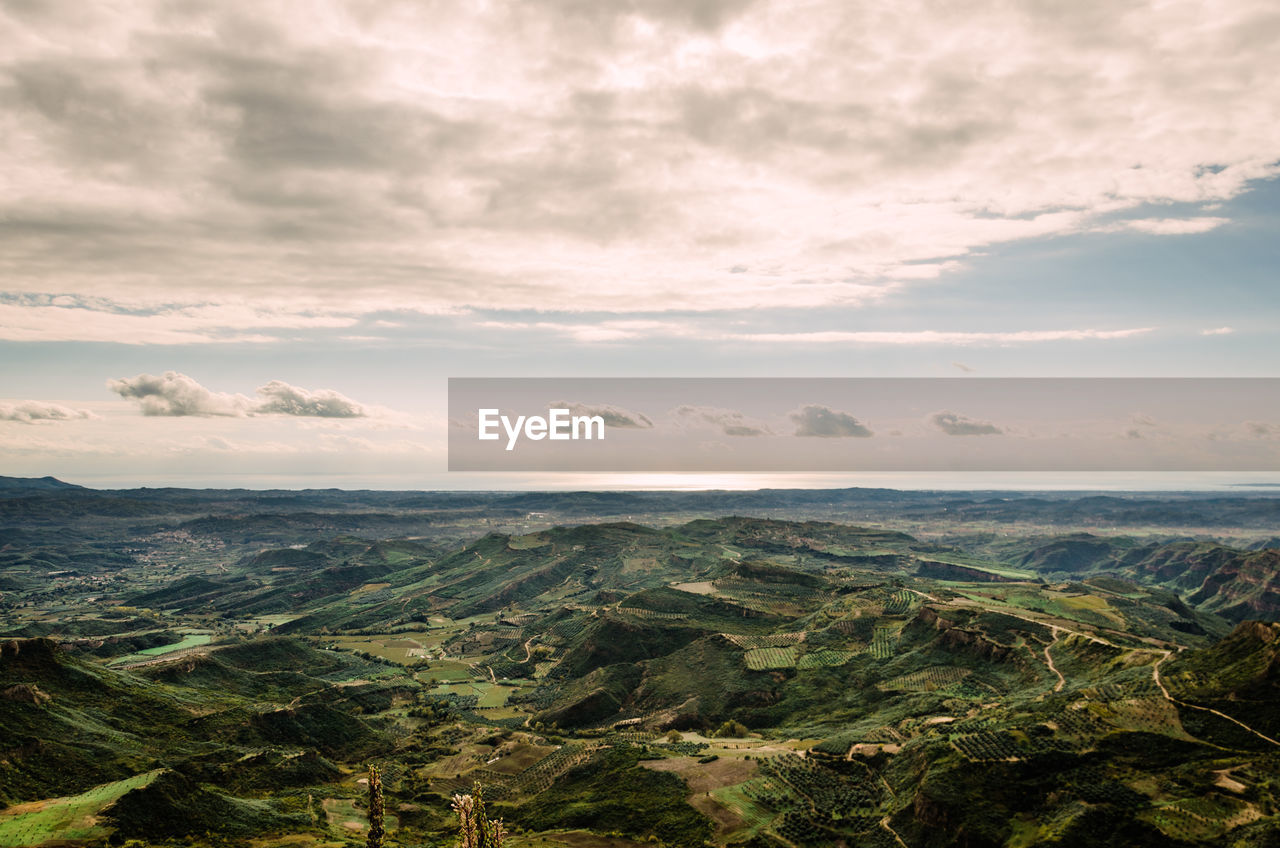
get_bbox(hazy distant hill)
[0,475,85,492]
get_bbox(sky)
[1,0,1278,489]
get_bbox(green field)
[0,770,162,847]
[109,632,213,665]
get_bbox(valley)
[2,481,1279,847]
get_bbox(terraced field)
[744,646,799,670]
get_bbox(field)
[109,631,213,666]
[0,771,162,847]
[744,646,799,670]
[879,666,971,692]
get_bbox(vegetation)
[2,481,1278,847]
[365,765,385,848]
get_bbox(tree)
[712,719,749,738]
[365,765,385,848]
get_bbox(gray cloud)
[1245,421,1277,438]
[108,372,250,416]
[673,405,770,437]
[108,372,366,418]
[0,400,94,423]
[535,0,758,33]
[789,405,872,438]
[1,0,1277,329]
[552,401,653,429]
[255,380,366,418]
[930,411,1003,436]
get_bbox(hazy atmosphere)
[2,0,1279,486]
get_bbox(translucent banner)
[448,378,1280,472]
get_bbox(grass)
[417,660,473,682]
[426,679,520,707]
[321,797,399,836]
[916,553,1037,580]
[0,770,162,847]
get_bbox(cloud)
[673,405,770,436]
[0,297,356,344]
[789,405,872,438]
[1245,421,1277,438]
[727,328,1155,345]
[108,372,251,416]
[1121,413,1162,440]
[477,319,694,343]
[1120,217,1229,236]
[1201,326,1235,336]
[930,411,1002,436]
[0,0,1277,330]
[107,371,368,418]
[0,400,95,423]
[254,380,366,418]
[952,362,974,373]
[552,402,653,429]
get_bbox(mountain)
[1011,535,1280,622]
[3,500,1280,847]
[0,475,85,492]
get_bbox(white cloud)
[930,411,1002,436]
[1118,217,1229,235]
[0,400,96,423]
[551,402,654,429]
[476,319,695,343]
[1201,326,1235,335]
[726,328,1155,345]
[107,372,368,418]
[254,381,366,418]
[673,405,771,436]
[0,298,357,344]
[0,0,1276,329]
[107,372,251,416]
[790,405,872,438]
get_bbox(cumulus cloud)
[108,372,251,416]
[930,411,1002,436]
[1,0,1277,331]
[0,401,95,423]
[673,405,770,436]
[789,405,872,438]
[552,402,653,429]
[255,381,366,418]
[108,372,367,418]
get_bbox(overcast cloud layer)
[2,0,1279,339]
